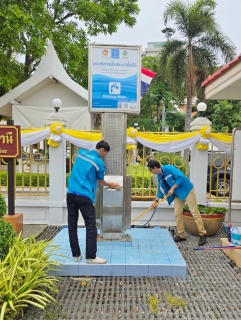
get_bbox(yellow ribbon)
[48,122,64,147]
[127,127,138,138]
[197,126,212,150]
[49,122,64,135]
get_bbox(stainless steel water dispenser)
[95,113,131,240]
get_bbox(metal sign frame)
[88,43,141,114]
[0,125,21,158]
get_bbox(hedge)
[0,170,183,190]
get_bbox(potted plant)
[182,202,227,236]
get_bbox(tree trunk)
[199,86,206,103]
[156,104,161,123]
[24,54,34,77]
[0,86,6,97]
[185,95,193,132]
[185,45,196,132]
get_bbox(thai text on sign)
[0,125,21,158]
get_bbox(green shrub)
[0,194,7,218]
[0,235,61,320]
[183,204,228,215]
[131,175,151,188]
[0,173,7,186]
[0,195,15,260]
[0,220,15,261]
[127,161,187,190]
[0,172,50,187]
[66,173,70,186]
[16,173,50,187]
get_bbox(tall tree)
[0,0,52,95]
[0,0,140,95]
[203,100,241,132]
[159,0,236,131]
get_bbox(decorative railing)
[0,130,231,200]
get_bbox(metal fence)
[126,144,189,200]
[0,138,231,200]
[0,141,49,196]
[207,146,231,199]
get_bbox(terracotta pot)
[182,211,225,236]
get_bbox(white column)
[48,139,66,224]
[46,105,68,225]
[190,116,211,205]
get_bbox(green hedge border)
[0,172,152,189]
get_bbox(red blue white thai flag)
[141,68,156,97]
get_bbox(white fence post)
[190,115,212,204]
[46,106,68,225]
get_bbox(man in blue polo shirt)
[147,160,207,246]
[67,140,120,264]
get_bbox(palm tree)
[160,0,236,131]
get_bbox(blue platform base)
[49,227,187,277]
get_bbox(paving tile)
[102,265,126,276]
[80,265,103,276]
[126,265,149,276]
[171,265,187,277]
[149,265,172,276]
[49,227,187,277]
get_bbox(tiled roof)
[201,53,241,88]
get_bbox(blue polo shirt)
[157,165,193,205]
[67,149,105,203]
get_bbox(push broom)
[194,245,241,251]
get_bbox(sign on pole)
[0,123,21,215]
[88,44,141,114]
[0,125,21,158]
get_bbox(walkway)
[50,227,186,277]
[21,226,241,319]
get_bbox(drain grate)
[36,226,61,241]
[22,228,241,319]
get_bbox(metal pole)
[6,119,15,215]
[162,106,166,132]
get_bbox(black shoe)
[198,235,206,246]
[174,235,186,243]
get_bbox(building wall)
[141,41,166,57]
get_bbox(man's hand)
[167,188,174,196]
[167,184,178,196]
[151,199,159,208]
[99,180,121,190]
[108,182,121,190]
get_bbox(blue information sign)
[88,44,141,114]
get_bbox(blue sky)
[90,0,241,59]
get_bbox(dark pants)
[67,193,97,259]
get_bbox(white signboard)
[88,44,141,114]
